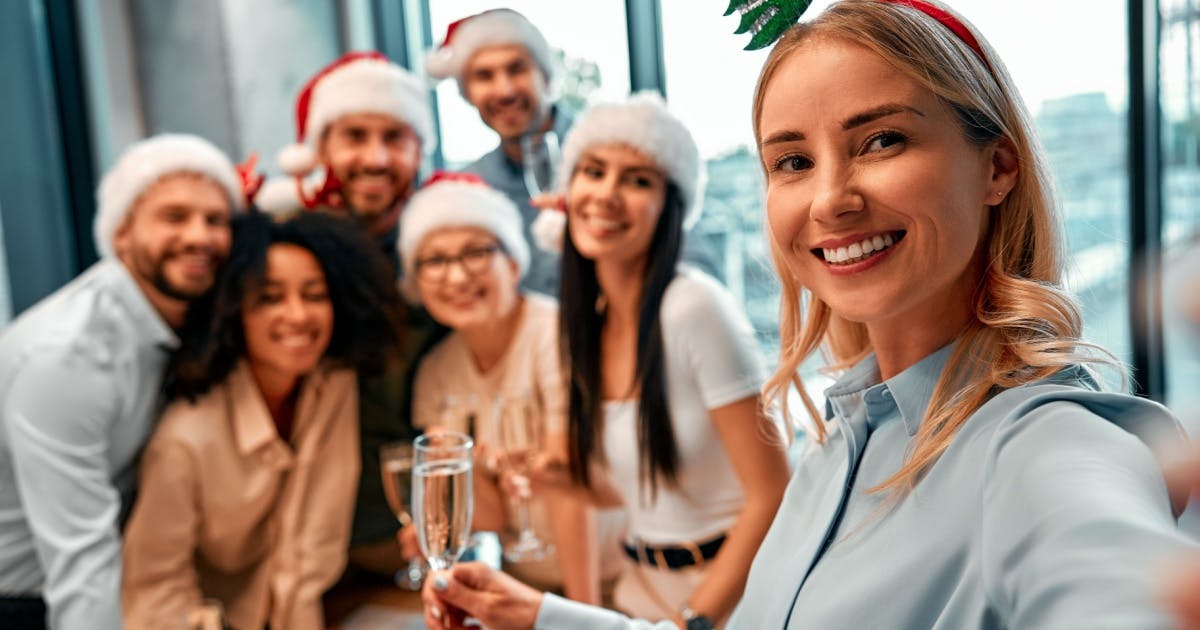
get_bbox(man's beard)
[340,168,414,228]
[131,245,214,302]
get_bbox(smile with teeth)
[581,212,627,233]
[274,331,319,349]
[817,231,905,265]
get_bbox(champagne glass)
[520,130,560,197]
[413,431,475,572]
[380,441,424,590]
[493,395,554,562]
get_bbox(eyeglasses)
[414,243,502,284]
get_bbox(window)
[80,0,344,174]
[1161,0,1200,412]
[0,206,10,327]
[426,1,631,168]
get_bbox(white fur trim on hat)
[425,9,554,86]
[557,92,706,229]
[253,175,310,216]
[277,143,317,177]
[531,209,567,253]
[398,180,530,305]
[284,57,435,176]
[94,133,243,258]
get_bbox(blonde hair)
[753,0,1122,494]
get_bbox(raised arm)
[982,400,1196,629]
[683,395,789,624]
[423,562,678,630]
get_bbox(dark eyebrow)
[621,166,661,177]
[761,129,806,146]
[843,104,924,130]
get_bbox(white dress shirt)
[0,259,177,629]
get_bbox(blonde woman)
[418,1,1196,629]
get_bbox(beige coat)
[122,361,360,630]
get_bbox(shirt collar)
[884,343,956,436]
[105,259,180,351]
[823,342,956,436]
[230,360,280,456]
[823,353,881,424]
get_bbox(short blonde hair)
[753,0,1121,493]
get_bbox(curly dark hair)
[167,210,406,400]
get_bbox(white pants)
[612,559,719,627]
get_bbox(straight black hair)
[561,181,685,502]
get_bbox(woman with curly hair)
[121,211,403,630]
[418,1,1196,628]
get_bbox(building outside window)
[1162,0,1200,413]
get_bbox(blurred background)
[1,0,1197,414]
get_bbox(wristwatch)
[680,606,715,630]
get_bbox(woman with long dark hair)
[121,211,403,630]
[527,92,789,627]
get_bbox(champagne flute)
[413,431,475,572]
[380,441,424,590]
[493,395,554,562]
[520,130,560,197]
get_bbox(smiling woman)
[400,172,627,603]
[121,211,404,630]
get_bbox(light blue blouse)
[535,345,1195,629]
[732,344,1193,629]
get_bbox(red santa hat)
[531,92,705,252]
[425,9,554,90]
[94,134,244,258]
[259,51,432,213]
[398,171,530,304]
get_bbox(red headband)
[878,0,990,71]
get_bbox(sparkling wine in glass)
[413,431,474,572]
[380,441,424,590]
[520,130,560,197]
[493,395,553,563]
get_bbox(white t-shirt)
[602,267,767,543]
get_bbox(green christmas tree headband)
[727,0,989,68]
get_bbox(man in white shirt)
[0,134,241,630]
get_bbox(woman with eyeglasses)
[401,172,625,605]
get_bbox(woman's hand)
[530,193,565,212]
[396,524,420,561]
[421,562,544,630]
[523,451,573,496]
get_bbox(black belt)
[622,533,726,570]
[0,594,47,630]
